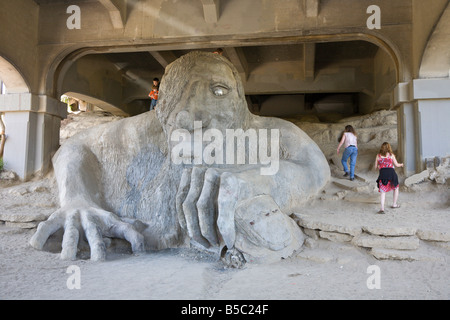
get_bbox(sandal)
[377,210,385,214]
[391,204,401,209]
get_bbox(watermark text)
[170,121,280,175]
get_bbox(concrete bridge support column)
[413,78,450,170]
[397,101,418,176]
[396,79,450,175]
[0,93,66,180]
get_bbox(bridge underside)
[0,0,449,179]
[59,40,394,118]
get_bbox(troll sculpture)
[30,52,330,267]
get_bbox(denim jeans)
[341,146,358,178]
[150,99,157,111]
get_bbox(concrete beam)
[413,78,450,100]
[201,0,220,23]
[224,47,248,81]
[303,43,315,80]
[305,0,320,17]
[65,91,129,117]
[149,51,178,69]
[99,0,127,29]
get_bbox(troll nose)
[175,110,210,131]
[175,110,195,131]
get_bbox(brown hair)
[344,125,357,136]
[379,142,394,157]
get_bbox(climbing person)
[337,125,358,181]
[148,77,160,111]
[374,142,404,214]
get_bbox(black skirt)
[376,168,399,190]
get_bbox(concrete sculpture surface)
[30,52,330,266]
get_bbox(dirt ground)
[0,110,448,302]
[0,177,448,301]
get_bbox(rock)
[332,178,357,190]
[302,228,320,240]
[417,229,450,242]
[370,247,444,262]
[303,237,317,248]
[427,241,450,250]
[351,233,420,250]
[5,221,39,229]
[0,225,29,235]
[0,170,17,181]
[29,185,50,193]
[8,186,29,195]
[332,178,372,193]
[362,225,417,237]
[428,156,450,184]
[320,194,340,201]
[293,213,362,237]
[319,230,353,242]
[404,170,429,187]
[336,191,347,199]
[354,174,370,183]
[0,212,49,223]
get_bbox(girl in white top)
[337,125,358,180]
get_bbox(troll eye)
[211,84,229,96]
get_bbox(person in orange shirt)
[149,78,159,110]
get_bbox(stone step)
[417,229,450,242]
[351,233,420,250]
[319,230,353,242]
[0,211,49,223]
[292,213,362,237]
[362,225,417,237]
[370,245,446,262]
[294,212,450,243]
[4,221,39,229]
[332,178,373,193]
